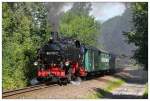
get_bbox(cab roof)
[83,45,109,54]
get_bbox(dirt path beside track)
[103,68,148,99]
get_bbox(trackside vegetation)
[2,2,101,90]
[124,3,148,70]
[143,83,148,99]
[87,78,125,98]
[2,2,51,90]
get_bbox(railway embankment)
[3,68,147,99]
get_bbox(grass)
[87,78,125,99]
[88,92,103,99]
[143,83,148,99]
[106,79,124,92]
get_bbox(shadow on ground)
[113,69,148,85]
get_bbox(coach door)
[84,49,93,72]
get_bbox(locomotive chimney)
[50,23,59,41]
[51,32,59,41]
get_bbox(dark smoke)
[70,2,92,15]
[46,2,92,32]
[46,2,66,32]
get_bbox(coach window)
[75,40,80,48]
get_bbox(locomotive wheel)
[37,77,44,82]
[63,81,68,85]
[58,79,62,86]
[81,76,87,81]
[66,68,82,84]
[61,78,68,85]
[76,76,81,82]
[67,68,73,82]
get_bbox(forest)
[2,2,148,90]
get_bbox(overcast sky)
[90,3,126,22]
[63,2,126,23]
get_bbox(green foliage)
[124,3,148,70]
[2,2,51,90]
[143,83,148,99]
[60,3,101,46]
[2,2,102,90]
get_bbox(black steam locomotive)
[34,32,87,84]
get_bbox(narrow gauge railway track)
[2,68,125,98]
[2,82,58,98]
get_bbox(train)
[33,32,116,85]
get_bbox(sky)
[90,3,126,22]
[62,2,126,23]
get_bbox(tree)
[124,3,148,70]
[60,2,101,46]
[2,2,51,90]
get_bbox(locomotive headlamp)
[34,61,38,66]
[65,61,69,66]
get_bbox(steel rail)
[2,83,58,98]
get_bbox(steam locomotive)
[33,32,116,84]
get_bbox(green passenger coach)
[83,46,113,74]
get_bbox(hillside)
[97,8,136,57]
